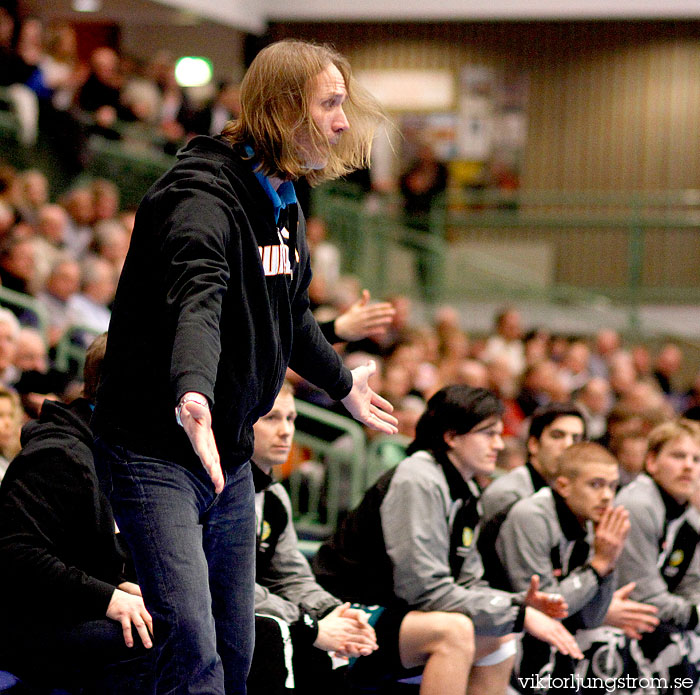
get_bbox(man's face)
[297,63,349,170]
[529,415,585,479]
[556,462,619,524]
[445,415,504,480]
[647,434,700,504]
[252,391,296,473]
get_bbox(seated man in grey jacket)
[251,382,512,695]
[495,442,633,693]
[616,419,700,693]
[250,383,575,695]
[314,385,583,695]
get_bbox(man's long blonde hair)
[222,39,386,186]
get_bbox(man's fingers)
[143,608,154,637]
[615,582,636,599]
[554,626,583,659]
[526,575,539,597]
[121,617,134,648]
[369,391,394,413]
[133,617,153,649]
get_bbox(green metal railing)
[0,287,48,337]
[313,184,700,326]
[289,398,367,540]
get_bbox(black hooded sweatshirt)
[93,135,352,471]
[0,399,127,625]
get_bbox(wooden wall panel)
[270,21,700,289]
[270,21,700,192]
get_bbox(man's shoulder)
[616,473,658,510]
[481,465,533,518]
[391,451,445,489]
[484,465,531,497]
[508,486,553,520]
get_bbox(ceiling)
[21,0,700,36]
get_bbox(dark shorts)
[348,604,423,686]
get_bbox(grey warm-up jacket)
[616,473,700,631]
[253,464,340,632]
[479,461,548,523]
[314,450,526,636]
[496,486,615,629]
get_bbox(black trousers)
[0,618,154,695]
[248,615,345,695]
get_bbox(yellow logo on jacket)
[462,527,474,547]
[670,549,684,567]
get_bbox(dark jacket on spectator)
[0,398,127,624]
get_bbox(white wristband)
[175,395,209,427]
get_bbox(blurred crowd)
[0,8,241,170]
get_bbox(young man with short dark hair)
[480,402,586,523]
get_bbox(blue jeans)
[95,439,256,695]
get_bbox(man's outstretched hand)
[178,393,224,493]
[341,361,398,435]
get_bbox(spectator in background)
[559,340,591,394]
[0,8,39,146]
[68,255,116,338]
[631,343,653,380]
[0,385,21,481]
[481,307,526,379]
[306,216,340,309]
[75,47,123,128]
[16,168,49,226]
[92,178,120,223]
[608,350,638,401]
[190,81,241,137]
[13,326,48,374]
[653,342,685,410]
[93,218,130,275]
[61,186,95,258]
[575,376,612,441]
[36,254,80,346]
[39,21,83,112]
[398,143,448,302]
[609,428,648,487]
[0,233,37,296]
[589,328,621,379]
[0,308,19,386]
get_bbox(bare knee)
[426,612,475,660]
[399,611,475,670]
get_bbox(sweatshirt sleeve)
[0,453,119,622]
[287,214,352,400]
[496,501,613,628]
[257,485,340,619]
[381,470,521,636]
[157,180,234,406]
[616,499,699,630]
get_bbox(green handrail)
[289,398,367,539]
[0,287,48,338]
